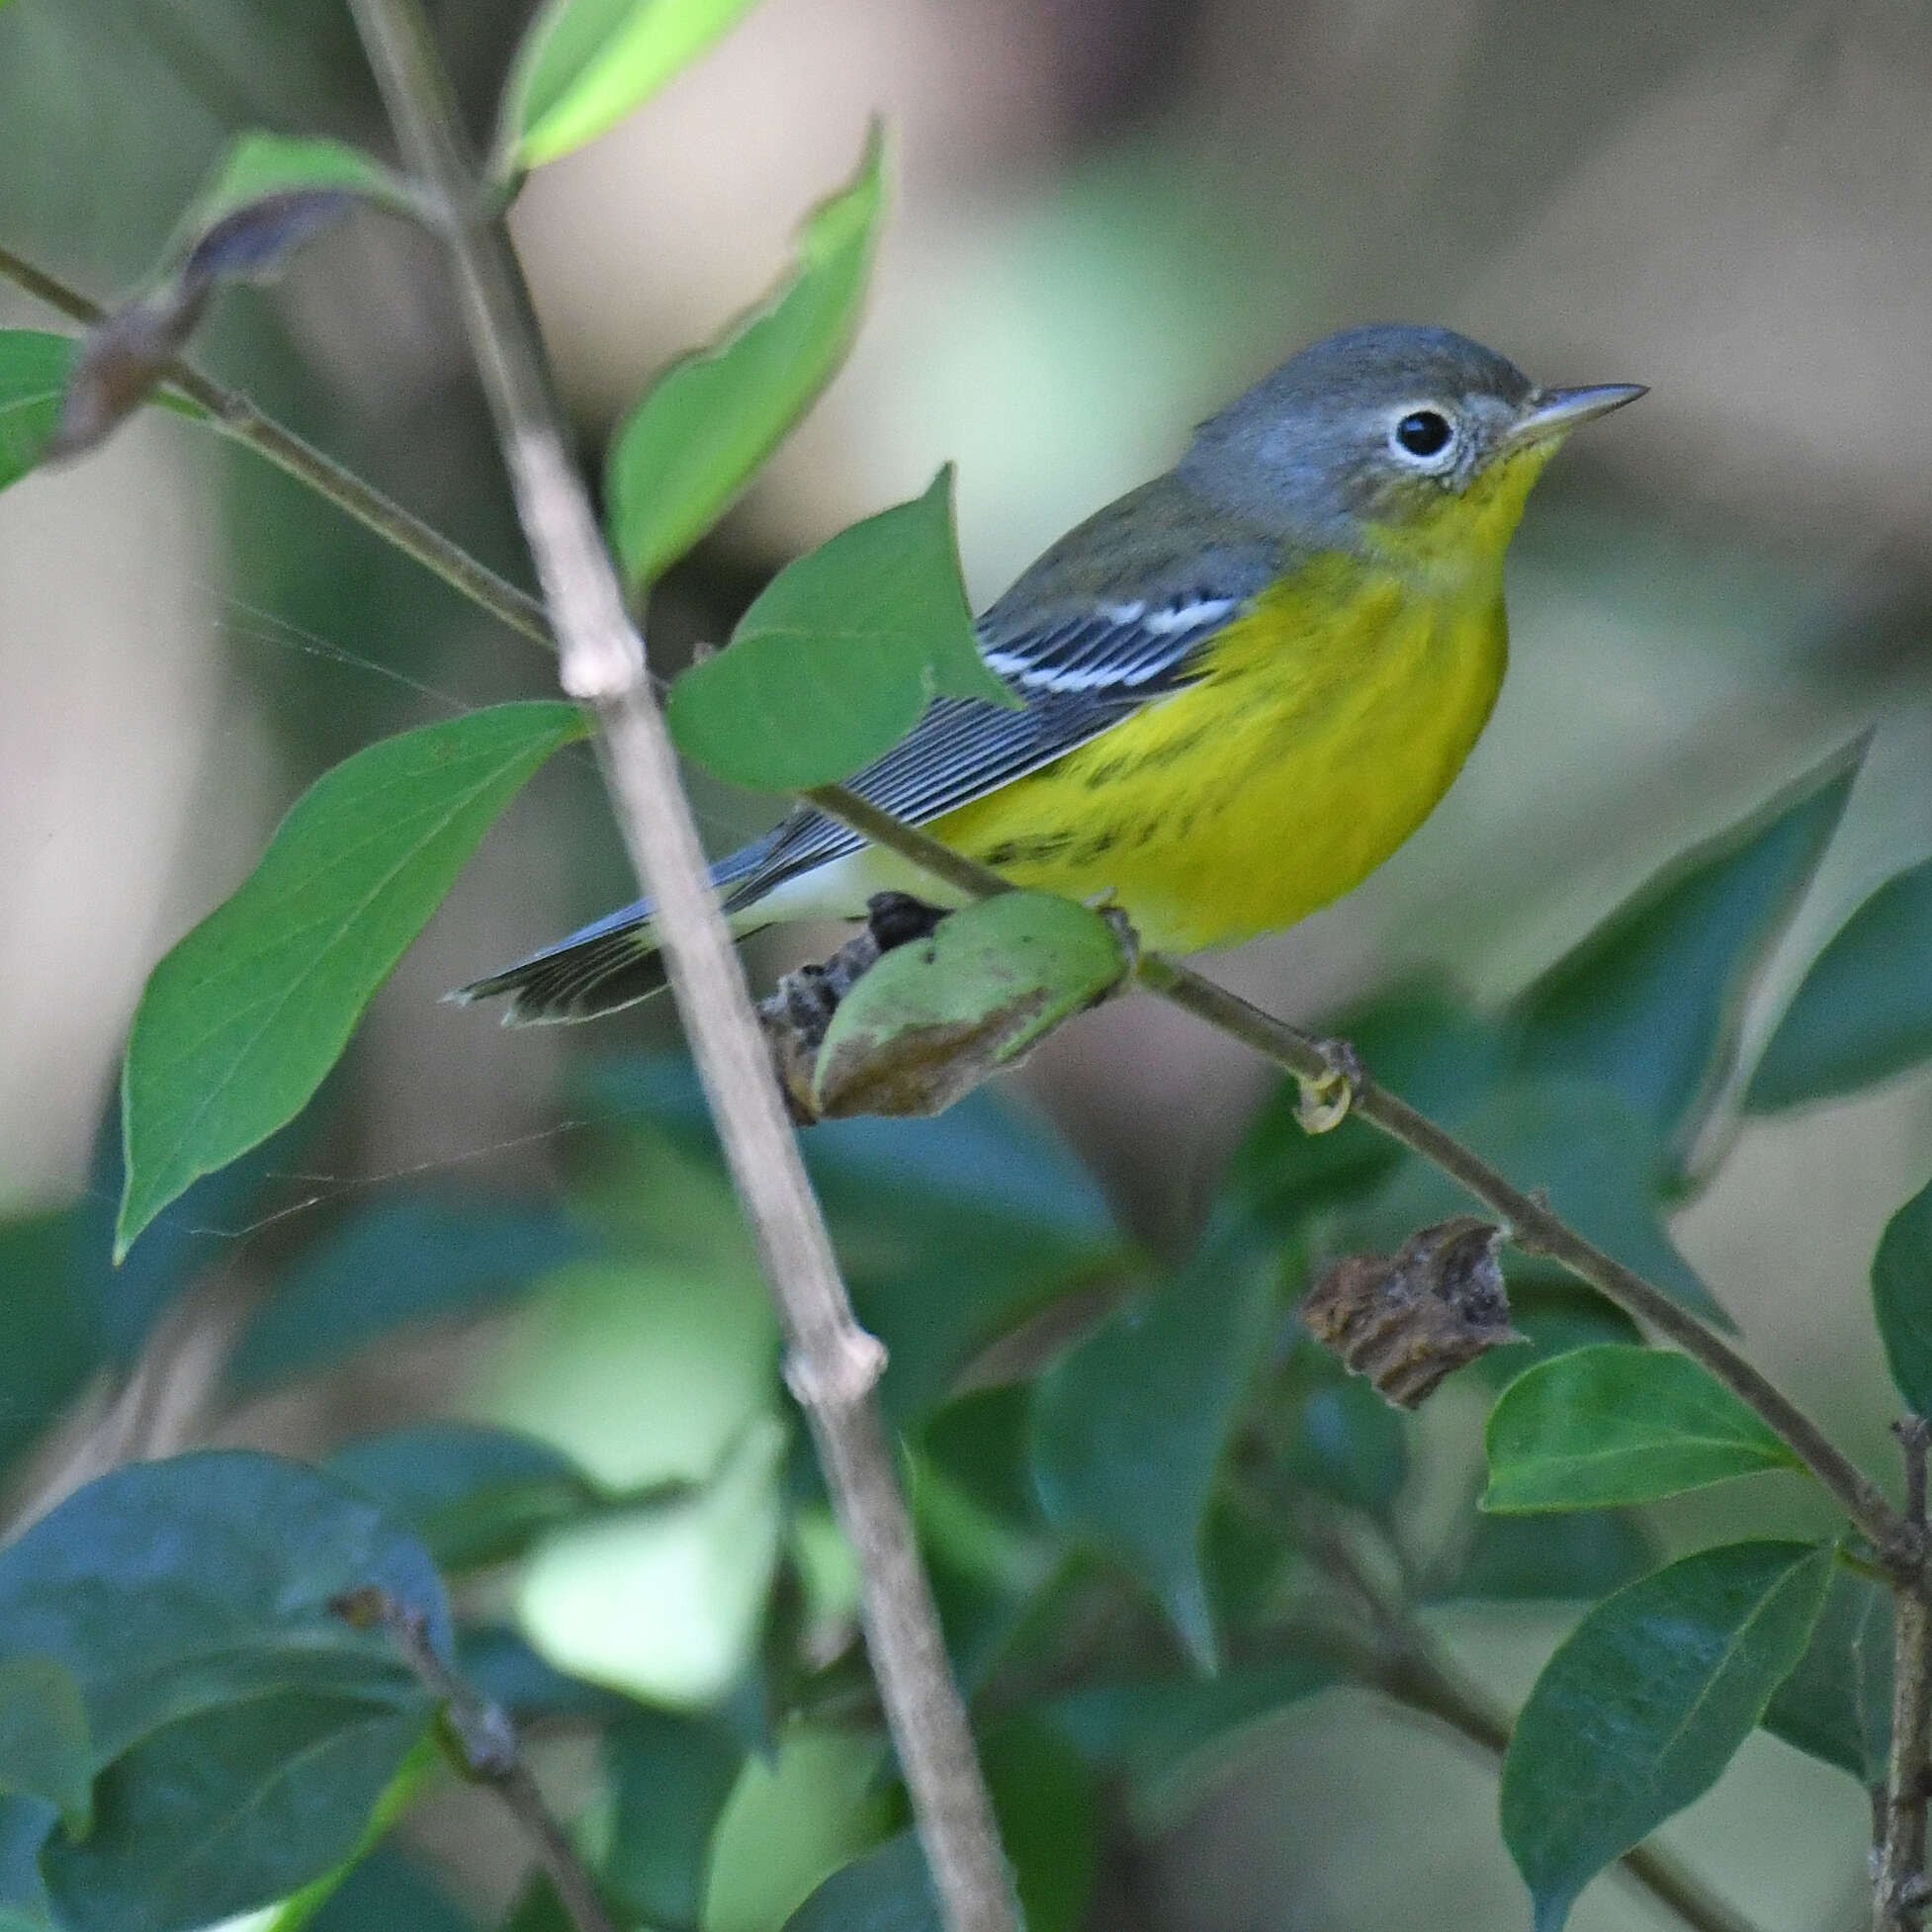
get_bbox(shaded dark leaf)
[1749,854,1932,1111]
[0,1659,91,1837]
[1509,751,1858,1156]
[0,1450,447,1763]
[40,1693,424,1932]
[781,1832,939,1932]
[326,1424,599,1571]
[1501,1538,1834,1931]
[1872,1173,1932,1415]
[603,1708,744,1930]
[307,1845,481,1932]
[1033,1219,1275,1669]
[1428,1510,1658,1604]
[1267,1337,1408,1520]
[1762,1567,1892,1784]
[230,1192,583,1391]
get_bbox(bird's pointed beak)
[1505,383,1646,451]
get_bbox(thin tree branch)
[332,1586,617,1932]
[0,240,553,650]
[1877,1419,1932,1930]
[337,10,1014,1931]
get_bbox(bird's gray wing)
[727,502,1282,907]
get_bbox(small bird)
[456,323,1641,1022]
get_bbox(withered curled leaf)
[1301,1215,1521,1407]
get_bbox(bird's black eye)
[1394,409,1454,459]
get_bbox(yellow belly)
[931,557,1508,951]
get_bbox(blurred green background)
[4,1,1932,1926]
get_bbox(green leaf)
[1501,1538,1834,1932]
[810,893,1130,1117]
[978,1718,1098,1932]
[179,132,412,240]
[0,1450,447,1765]
[1270,1336,1408,1518]
[0,1797,58,1932]
[1873,1173,1932,1415]
[1428,1510,1657,1604]
[305,1845,480,1932]
[118,702,590,1257]
[603,1708,744,1929]
[664,468,1017,791]
[781,1832,937,1932]
[1510,752,1858,1153]
[0,1660,91,1837]
[499,0,764,171]
[0,1206,104,1474]
[1358,1079,1731,1329]
[40,1693,426,1932]
[1045,1657,1335,1810]
[1483,1345,1800,1511]
[1033,1219,1275,1669]
[229,1191,582,1390]
[1762,1567,1892,1784]
[608,128,885,594]
[0,332,77,493]
[327,1424,599,1572]
[204,1732,440,1932]
[1748,854,1932,1111]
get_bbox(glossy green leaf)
[664,467,1016,791]
[1748,855,1932,1111]
[0,1450,447,1764]
[40,1693,425,1932]
[811,892,1130,1117]
[1762,1567,1892,1783]
[608,128,884,593]
[0,333,77,493]
[1510,753,1858,1152]
[500,0,764,170]
[603,1708,744,1929]
[0,1660,91,1837]
[327,1424,598,1572]
[1483,1345,1800,1511]
[230,1191,582,1390]
[1033,1220,1275,1670]
[1873,1173,1932,1414]
[1429,1510,1657,1604]
[1501,1538,1834,1932]
[781,1832,938,1932]
[1358,1079,1730,1328]
[118,702,590,1257]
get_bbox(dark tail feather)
[448,911,673,1023]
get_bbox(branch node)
[1294,1036,1362,1134]
[784,1327,889,1410]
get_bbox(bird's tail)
[448,837,776,1024]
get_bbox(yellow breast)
[932,555,1509,952]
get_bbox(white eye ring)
[1387,405,1459,470]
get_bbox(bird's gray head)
[1177,322,1641,554]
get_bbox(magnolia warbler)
[457,323,1641,1021]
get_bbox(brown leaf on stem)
[1301,1216,1520,1407]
